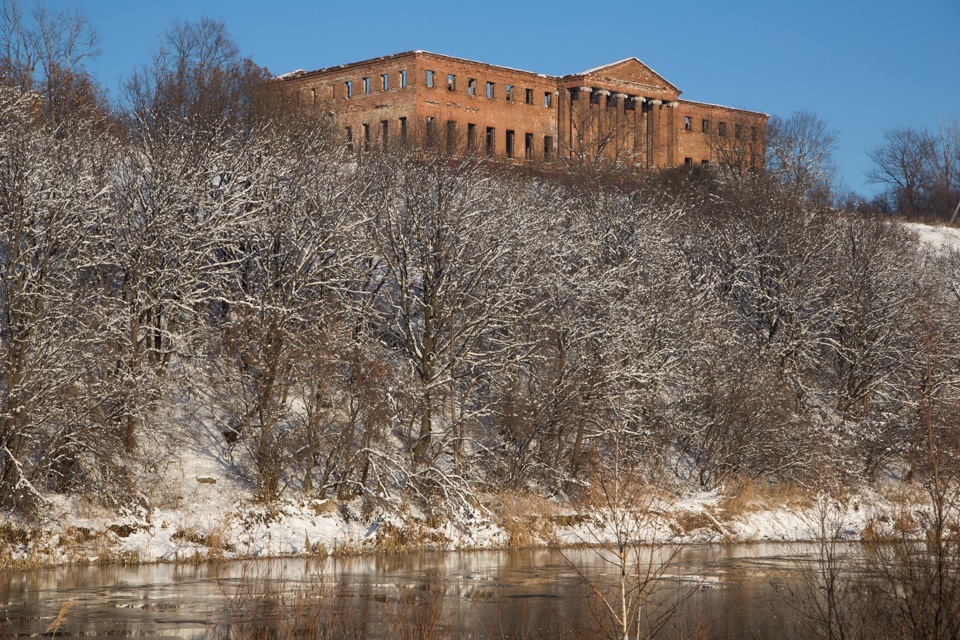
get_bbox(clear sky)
[46,0,960,197]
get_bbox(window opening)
[684,116,692,131]
[505,129,515,158]
[426,117,436,147]
[381,120,388,147]
[399,70,407,87]
[544,92,552,108]
[544,136,554,161]
[345,126,353,150]
[506,85,514,102]
[345,81,353,98]
[426,70,435,88]
[447,74,456,91]
[525,88,533,105]
[467,78,476,96]
[701,119,710,134]
[524,133,533,160]
[486,82,495,99]
[485,126,495,155]
[381,74,389,91]
[400,117,407,144]
[446,120,456,152]
[363,77,370,94]
[362,123,370,149]
[467,123,477,151]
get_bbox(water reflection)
[0,543,836,638]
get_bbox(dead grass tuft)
[717,476,815,516]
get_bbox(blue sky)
[50,0,960,197]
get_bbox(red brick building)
[278,51,766,170]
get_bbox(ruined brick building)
[278,50,767,170]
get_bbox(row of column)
[565,86,679,168]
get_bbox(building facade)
[278,51,766,170]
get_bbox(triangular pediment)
[573,58,679,94]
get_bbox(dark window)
[426,70,435,88]
[735,124,743,139]
[467,123,477,151]
[446,120,456,152]
[467,78,476,96]
[400,117,407,144]
[345,126,353,150]
[426,117,436,147]
[701,119,710,134]
[310,88,316,103]
[544,92,552,108]
[590,90,600,105]
[486,82,495,99]
[381,74,389,91]
[381,120,388,147]
[524,133,533,160]
[751,126,758,141]
[701,159,709,165]
[447,74,456,91]
[718,121,727,137]
[525,88,533,105]
[544,135,554,161]
[684,157,692,165]
[362,123,370,149]
[625,97,636,111]
[505,129,515,158]
[486,126,495,155]
[684,116,692,132]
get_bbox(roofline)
[276,50,555,82]
[679,99,769,118]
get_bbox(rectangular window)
[399,70,407,87]
[505,129,515,158]
[485,126,495,155]
[446,120,456,152]
[345,81,353,98]
[701,119,710,134]
[735,124,743,139]
[684,116,692,132]
[590,91,600,105]
[363,77,370,94]
[544,92,552,108]
[524,132,533,160]
[381,74,389,91]
[684,157,693,165]
[467,78,476,96]
[447,74,456,91]
[718,121,727,137]
[701,159,709,165]
[525,88,533,105]
[751,126,758,141]
[362,123,370,149]
[543,135,554,161]
[345,126,353,150]
[506,85,514,102]
[426,70,435,88]
[426,117,436,147]
[381,120,388,147]
[400,116,407,144]
[486,81,495,99]
[625,97,636,111]
[310,88,317,103]
[467,123,477,151]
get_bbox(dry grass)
[488,489,558,547]
[716,476,815,516]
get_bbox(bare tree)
[766,110,839,202]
